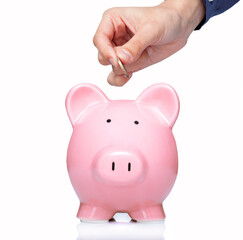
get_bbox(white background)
[0,0,242,240]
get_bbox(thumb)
[117,23,159,64]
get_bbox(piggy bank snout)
[93,149,146,186]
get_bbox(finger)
[93,13,117,64]
[98,52,110,66]
[111,58,132,78]
[107,71,132,87]
[112,46,153,75]
[124,40,187,73]
[113,28,133,46]
[113,36,130,47]
[116,22,159,65]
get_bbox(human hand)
[93,0,205,86]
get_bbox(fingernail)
[147,46,153,56]
[117,49,132,63]
[109,58,116,67]
[127,72,132,79]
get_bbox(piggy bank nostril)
[128,162,131,172]
[112,162,115,171]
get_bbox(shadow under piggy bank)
[77,213,165,240]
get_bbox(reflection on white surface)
[77,213,165,240]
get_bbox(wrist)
[159,0,205,31]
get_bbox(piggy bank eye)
[106,119,111,123]
[134,121,139,125]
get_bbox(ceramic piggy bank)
[66,83,179,222]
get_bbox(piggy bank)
[66,83,179,222]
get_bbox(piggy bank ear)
[65,84,109,126]
[136,83,180,128]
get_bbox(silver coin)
[117,57,130,79]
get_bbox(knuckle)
[98,52,109,65]
[102,7,117,17]
[97,52,103,63]
[92,34,98,47]
[102,9,110,18]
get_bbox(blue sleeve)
[196,0,240,30]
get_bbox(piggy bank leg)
[77,203,115,222]
[129,204,165,221]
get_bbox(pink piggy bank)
[66,83,179,222]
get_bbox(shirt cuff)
[195,0,240,30]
